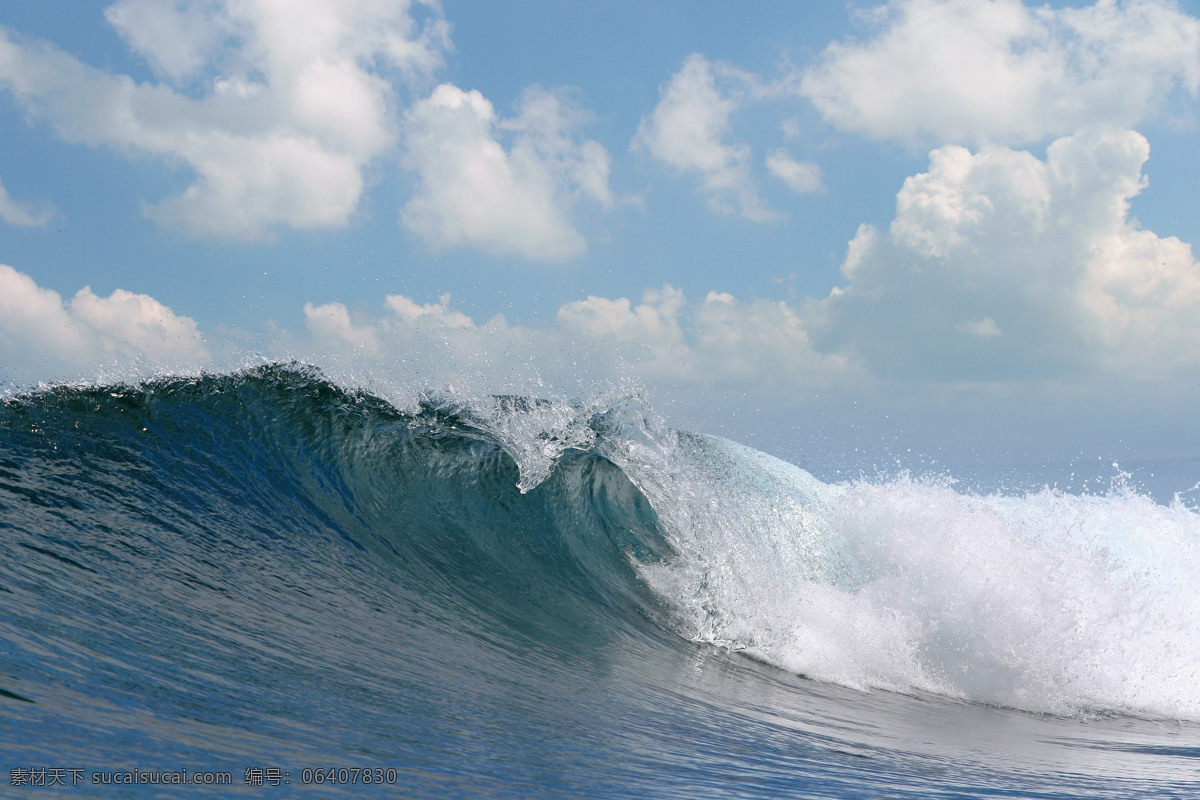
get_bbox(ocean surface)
[2,364,1198,798]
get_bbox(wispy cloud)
[0,175,52,227]
[766,149,823,194]
[634,54,781,222]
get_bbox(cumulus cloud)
[558,286,846,382]
[634,54,780,222]
[400,84,612,260]
[0,0,449,240]
[0,175,52,227]
[282,284,850,399]
[801,0,1200,145]
[302,300,382,356]
[814,129,1200,380]
[691,291,838,380]
[557,286,690,375]
[0,264,210,384]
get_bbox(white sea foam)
[634,434,1200,719]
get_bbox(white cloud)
[400,84,612,260]
[557,286,690,375]
[281,284,850,400]
[302,301,381,355]
[0,264,210,384]
[691,291,841,381]
[558,286,685,343]
[802,0,1200,145]
[0,0,449,240]
[150,131,366,238]
[634,54,780,222]
[814,129,1200,380]
[384,293,475,329]
[104,0,236,83]
[766,148,823,194]
[0,175,52,227]
[955,317,1003,338]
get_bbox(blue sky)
[3,0,1200,465]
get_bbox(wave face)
[2,365,1199,799]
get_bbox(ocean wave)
[3,363,1198,725]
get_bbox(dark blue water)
[2,365,1198,797]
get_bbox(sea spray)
[633,439,1200,718]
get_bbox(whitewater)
[2,364,1197,798]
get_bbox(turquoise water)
[2,366,1198,797]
